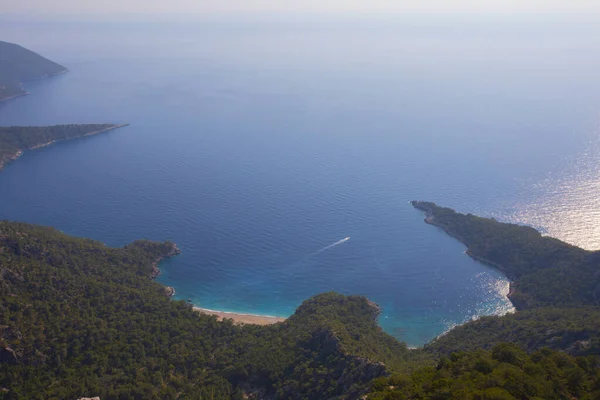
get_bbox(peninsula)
[0,124,129,170]
[411,201,600,360]
[411,200,599,310]
[0,40,67,101]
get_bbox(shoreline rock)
[149,242,180,298]
[365,298,382,318]
[0,150,24,171]
[164,286,176,297]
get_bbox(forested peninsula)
[410,201,600,357]
[411,201,600,310]
[0,41,67,101]
[0,124,128,170]
[0,43,127,170]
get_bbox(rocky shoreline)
[29,124,130,150]
[0,150,24,171]
[149,242,180,298]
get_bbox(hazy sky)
[3,0,600,15]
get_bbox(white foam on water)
[313,236,350,255]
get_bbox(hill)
[368,343,600,399]
[0,41,67,101]
[426,307,600,356]
[0,124,128,170]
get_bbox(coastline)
[193,307,286,325]
[149,242,286,326]
[0,68,67,103]
[0,91,29,103]
[412,201,518,308]
[0,123,130,171]
[29,123,131,150]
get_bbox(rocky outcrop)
[283,327,388,399]
[149,243,180,280]
[164,286,176,297]
[167,243,181,257]
[365,298,382,318]
[0,150,23,171]
[150,263,161,279]
[0,346,18,364]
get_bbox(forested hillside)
[1,34,599,400]
[0,207,599,398]
[426,307,600,356]
[0,125,126,170]
[0,221,420,399]
[0,41,66,101]
[368,343,600,399]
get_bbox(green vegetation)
[410,200,600,386]
[0,125,124,169]
[411,201,600,309]
[0,41,66,101]
[2,37,599,399]
[0,221,423,399]
[368,343,600,399]
[427,307,600,356]
[2,206,598,399]
[0,141,599,398]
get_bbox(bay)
[1,16,599,346]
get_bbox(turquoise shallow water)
[1,17,599,346]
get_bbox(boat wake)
[313,237,350,255]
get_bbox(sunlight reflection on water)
[506,120,600,250]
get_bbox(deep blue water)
[1,17,599,346]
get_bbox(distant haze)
[3,0,600,15]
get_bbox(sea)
[1,15,599,347]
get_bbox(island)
[0,41,67,101]
[0,124,129,170]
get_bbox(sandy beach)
[193,307,286,325]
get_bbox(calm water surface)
[1,17,599,346]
